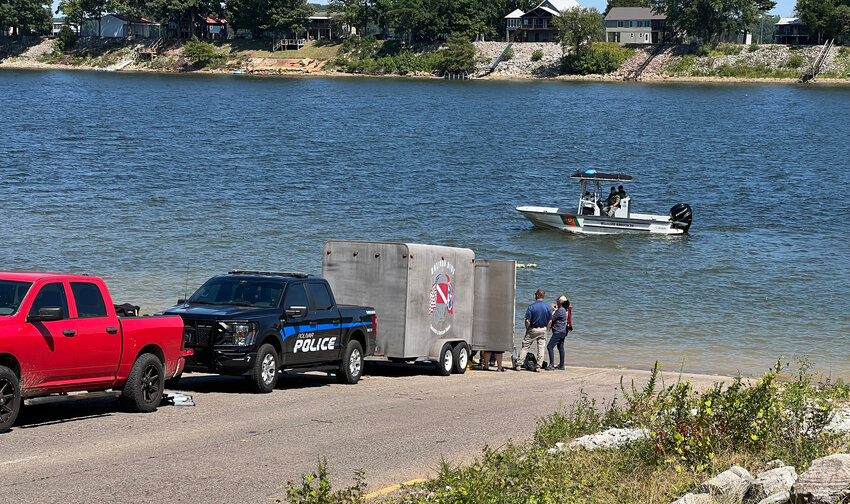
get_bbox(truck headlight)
[220,321,257,346]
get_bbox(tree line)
[2,0,846,44]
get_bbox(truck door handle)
[106,327,118,334]
[63,330,76,337]
[332,320,340,325]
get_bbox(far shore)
[4,59,850,85]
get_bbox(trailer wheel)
[452,343,469,374]
[121,353,164,413]
[435,343,453,376]
[248,344,279,393]
[337,340,364,384]
[0,366,21,433]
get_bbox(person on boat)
[617,185,627,200]
[603,186,620,216]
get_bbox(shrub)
[531,49,544,61]
[286,458,366,504]
[715,43,743,55]
[748,43,760,52]
[438,33,477,74]
[502,47,514,61]
[785,53,805,68]
[561,42,633,75]
[52,26,78,54]
[183,36,227,67]
[696,44,711,57]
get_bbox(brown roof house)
[507,0,582,42]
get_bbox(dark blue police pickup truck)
[163,271,376,392]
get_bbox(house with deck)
[774,17,811,45]
[506,0,582,42]
[604,7,670,44]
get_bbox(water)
[2,69,849,378]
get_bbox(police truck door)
[303,281,342,362]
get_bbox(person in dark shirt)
[515,289,552,372]
[603,186,620,216]
[546,296,571,370]
[617,185,627,200]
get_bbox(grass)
[285,359,850,504]
[219,39,342,59]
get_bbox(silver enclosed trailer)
[322,241,515,375]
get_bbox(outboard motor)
[669,203,693,233]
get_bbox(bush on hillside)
[183,36,227,67]
[531,49,544,61]
[438,33,477,75]
[502,47,514,61]
[560,42,634,75]
[53,26,78,54]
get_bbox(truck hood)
[163,304,281,319]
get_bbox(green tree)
[796,0,850,42]
[553,6,604,54]
[653,0,775,45]
[438,32,476,73]
[328,0,372,36]
[267,0,311,36]
[56,0,85,34]
[1,0,51,35]
[183,34,225,64]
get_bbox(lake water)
[1,69,849,378]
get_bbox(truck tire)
[248,344,279,393]
[435,343,453,376]
[337,340,363,384]
[0,366,21,433]
[452,342,469,375]
[121,353,164,413]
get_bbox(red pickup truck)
[0,272,188,433]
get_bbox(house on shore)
[51,17,79,36]
[774,17,811,45]
[604,7,670,44]
[166,14,226,39]
[81,14,160,37]
[507,0,581,42]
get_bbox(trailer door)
[472,260,516,353]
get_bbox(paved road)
[2,363,729,503]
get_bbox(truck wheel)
[164,371,183,389]
[249,344,279,393]
[122,353,164,413]
[452,342,469,375]
[0,366,21,433]
[435,343,453,376]
[337,340,363,384]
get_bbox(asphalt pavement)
[2,363,730,503]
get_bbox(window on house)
[617,20,624,27]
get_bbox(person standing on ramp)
[515,289,552,372]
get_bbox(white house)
[99,14,160,38]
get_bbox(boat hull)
[515,206,686,235]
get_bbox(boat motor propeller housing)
[669,203,693,232]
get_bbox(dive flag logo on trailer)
[429,274,454,315]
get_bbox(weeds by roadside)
[285,360,850,503]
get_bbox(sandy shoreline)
[4,59,850,85]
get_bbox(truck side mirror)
[27,307,64,322]
[177,299,187,305]
[284,306,306,319]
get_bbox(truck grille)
[184,321,216,347]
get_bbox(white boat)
[516,170,693,235]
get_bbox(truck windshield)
[188,277,284,308]
[0,280,32,316]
